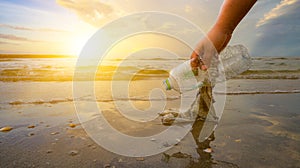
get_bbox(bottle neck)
[163,78,172,90]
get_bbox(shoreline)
[0,79,299,167]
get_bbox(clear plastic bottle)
[163,60,206,93]
[163,44,252,92]
[220,44,252,78]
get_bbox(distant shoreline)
[1,54,299,59]
[0,54,76,58]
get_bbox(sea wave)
[7,95,181,105]
[215,89,300,95]
[0,57,299,81]
[0,68,298,81]
[7,89,300,106]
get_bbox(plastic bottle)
[206,44,252,84]
[214,44,252,81]
[163,44,252,92]
[163,59,206,93]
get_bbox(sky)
[0,0,299,56]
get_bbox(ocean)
[1,56,299,82]
[0,56,299,167]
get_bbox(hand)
[190,36,218,77]
[191,37,217,69]
[190,27,232,72]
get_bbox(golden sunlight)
[66,22,97,56]
[105,33,192,60]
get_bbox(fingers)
[190,57,199,76]
[200,41,218,68]
[191,36,218,72]
[190,52,208,76]
[200,61,208,71]
[190,51,200,67]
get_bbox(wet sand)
[0,80,300,168]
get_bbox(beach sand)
[0,79,299,168]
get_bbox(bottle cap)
[163,78,172,90]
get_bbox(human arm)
[191,0,257,70]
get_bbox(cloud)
[0,41,19,45]
[56,0,115,27]
[252,0,300,56]
[256,0,298,27]
[0,24,69,33]
[0,34,41,42]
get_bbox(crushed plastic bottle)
[210,44,252,83]
[163,44,252,92]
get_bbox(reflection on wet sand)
[162,81,239,168]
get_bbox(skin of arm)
[191,0,257,70]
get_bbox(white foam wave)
[8,96,181,105]
[214,89,300,95]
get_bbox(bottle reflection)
[162,80,238,168]
[190,81,215,167]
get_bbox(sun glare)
[67,22,97,56]
[68,35,90,56]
